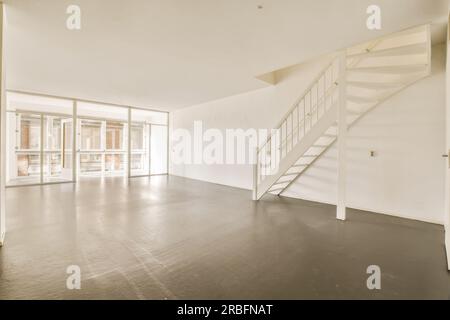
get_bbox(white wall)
[170,54,334,189]
[0,2,6,245]
[171,44,446,225]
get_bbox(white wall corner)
[445,227,450,270]
[255,71,277,85]
[0,2,6,248]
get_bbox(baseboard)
[281,193,444,226]
[169,173,252,192]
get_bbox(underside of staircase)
[253,25,431,204]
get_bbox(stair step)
[272,180,290,186]
[268,187,284,193]
[277,179,293,184]
[347,43,428,59]
[313,143,330,147]
[347,81,405,90]
[292,164,307,167]
[322,134,337,138]
[282,173,299,177]
[302,155,320,158]
[347,64,428,74]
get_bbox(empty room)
[1,0,450,306]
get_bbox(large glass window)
[6,101,73,186]
[130,123,149,176]
[6,92,168,185]
[151,124,168,175]
[77,102,128,177]
[80,120,101,150]
[130,109,168,177]
[130,110,150,177]
[14,113,41,184]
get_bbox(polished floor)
[0,175,449,299]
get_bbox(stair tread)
[313,143,330,147]
[268,187,285,192]
[347,42,427,59]
[347,64,428,74]
[271,180,290,186]
[347,81,405,89]
[283,173,299,177]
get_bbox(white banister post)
[337,51,347,221]
[252,147,258,201]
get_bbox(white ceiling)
[4,0,448,111]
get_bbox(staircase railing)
[253,57,341,198]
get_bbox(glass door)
[43,115,74,183]
[130,122,150,176]
[77,118,128,178]
[7,113,42,186]
[78,119,103,177]
[105,121,127,176]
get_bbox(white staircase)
[253,25,431,201]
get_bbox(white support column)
[337,52,347,221]
[166,113,170,175]
[100,120,106,176]
[40,114,44,184]
[252,147,258,201]
[127,107,131,178]
[72,100,77,182]
[148,124,152,175]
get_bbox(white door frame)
[445,11,450,270]
[0,2,6,246]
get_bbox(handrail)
[256,56,341,185]
[277,83,338,149]
[258,58,338,154]
[272,60,335,131]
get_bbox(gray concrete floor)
[0,175,449,299]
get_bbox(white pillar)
[337,52,347,221]
[252,147,258,201]
[100,120,106,176]
[127,107,131,178]
[40,114,44,184]
[72,100,77,182]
